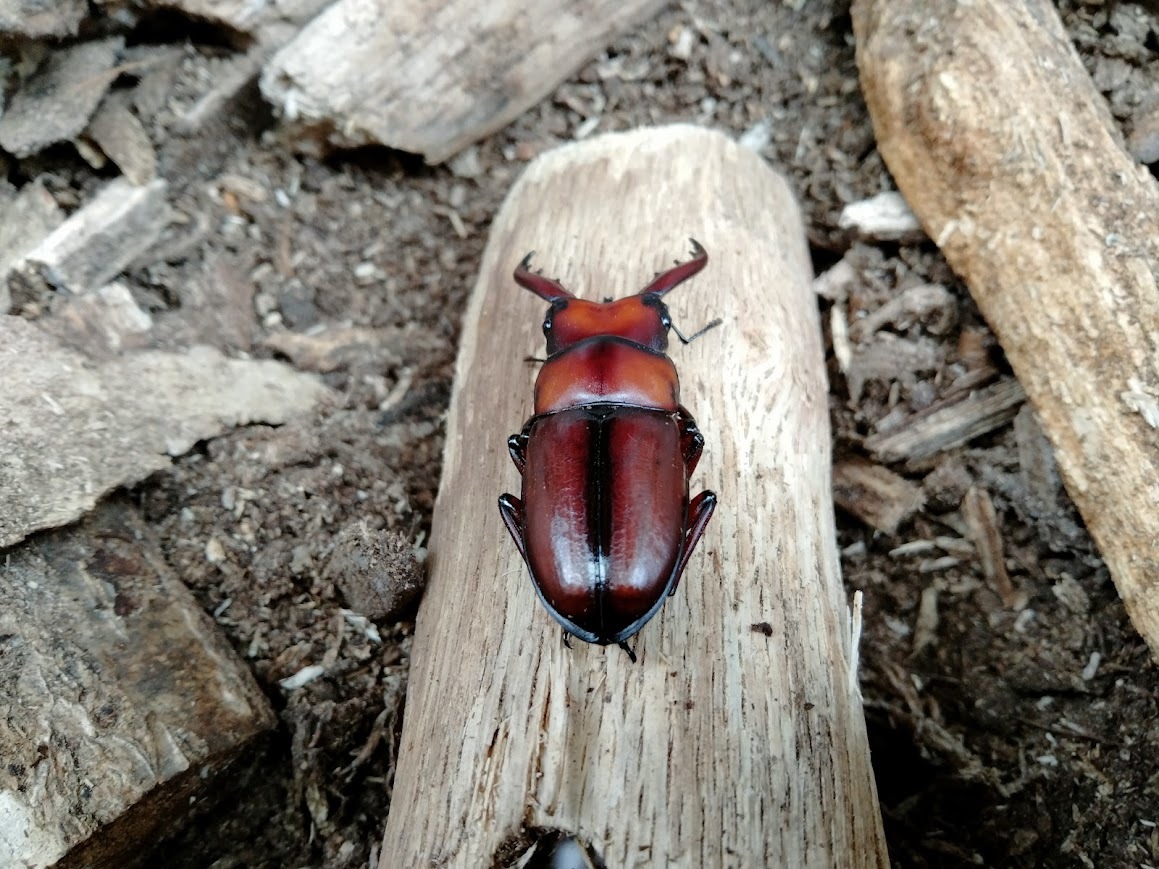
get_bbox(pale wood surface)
[381,126,887,867]
[260,0,665,163]
[853,0,1159,657]
[0,501,275,868]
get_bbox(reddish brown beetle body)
[498,241,717,654]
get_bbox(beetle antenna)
[515,252,575,301]
[671,316,723,345]
[638,238,708,297]
[617,641,638,664]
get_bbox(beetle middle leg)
[677,406,705,476]
[507,424,532,474]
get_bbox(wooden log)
[260,0,665,163]
[381,126,887,866]
[852,0,1159,656]
[0,501,275,868]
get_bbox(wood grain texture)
[852,0,1159,657]
[259,0,665,162]
[380,126,887,867]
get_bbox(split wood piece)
[7,177,169,304]
[0,179,64,313]
[0,38,124,158]
[0,0,85,37]
[833,457,925,535]
[961,486,1024,610]
[381,126,888,867]
[86,93,158,185]
[864,378,1026,462]
[260,0,666,163]
[837,190,924,243]
[0,500,275,869]
[0,316,331,549]
[853,0,1159,656]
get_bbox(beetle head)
[514,240,708,356]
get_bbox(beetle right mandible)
[498,240,718,660]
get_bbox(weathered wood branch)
[852,0,1159,656]
[260,0,665,162]
[380,126,887,866]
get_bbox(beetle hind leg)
[669,490,717,596]
[497,494,529,563]
[617,641,638,664]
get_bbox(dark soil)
[7,0,1159,866]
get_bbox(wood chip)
[851,282,957,339]
[8,177,169,302]
[260,0,667,162]
[0,501,275,868]
[962,485,1025,609]
[846,332,941,402]
[85,93,157,185]
[865,378,1026,461]
[0,0,85,38]
[837,190,925,242]
[0,38,124,158]
[0,316,332,549]
[0,179,64,313]
[39,281,155,356]
[833,457,925,534]
[1014,404,1063,515]
[813,256,857,302]
[912,581,941,654]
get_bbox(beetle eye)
[543,318,552,331]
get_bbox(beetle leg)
[617,641,638,664]
[668,490,718,596]
[507,429,530,474]
[561,630,573,649]
[497,494,529,563]
[677,406,705,477]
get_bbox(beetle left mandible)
[498,240,718,661]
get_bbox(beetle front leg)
[677,406,705,477]
[669,490,717,596]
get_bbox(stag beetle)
[498,240,718,661]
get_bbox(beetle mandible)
[497,240,718,661]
